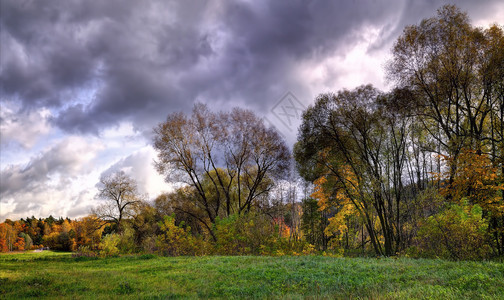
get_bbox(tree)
[388,4,504,256]
[93,171,141,232]
[153,103,290,239]
[0,223,17,252]
[301,197,329,250]
[73,215,104,250]
[295,85,427,256]
[387,5,503,179]
[18,232,33,250]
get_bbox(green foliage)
[99,234,120,257]
[18,232,33,250]
[213,212,314,256]
[301,198,326,249]
[414,201,491,260]
[213,213,275,255]
[131,202,159,253]
[116,224,137,254]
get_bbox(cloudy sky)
[1,0,503,221]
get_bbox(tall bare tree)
[93,171,141,232]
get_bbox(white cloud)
[99,146,173,201]
[0,118,171,220]
[0,103,52,149]
[0,136,104,220]
[298,25,391,97]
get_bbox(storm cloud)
[1,0,503,219]
[3,0,500,135]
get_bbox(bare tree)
[93,171,141,232]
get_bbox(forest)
[1,5,503,261]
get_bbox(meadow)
[1,251,503,299]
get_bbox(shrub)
[116,225,136,254]
[155,215,206,256]
[211,212,313,256]
[414,202,491,260]
[213,213,275,255]
[99,234,120,257]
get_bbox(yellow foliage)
[156,215,206,256]
[440,149,504,216]
[325,200,355,241]
[311,165,357,242]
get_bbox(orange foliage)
[0,216,104,252]
[13,237,25,251]
[0,223,17,252]
[312,176,330,211]
[272,217,291,238]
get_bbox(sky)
[1,0,503,221]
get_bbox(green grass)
[1,251,503,299]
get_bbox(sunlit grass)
[1,251,503,299]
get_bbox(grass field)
[1,251,503,299]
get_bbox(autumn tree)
[295,85,431,256]
[73,215,104,249]
[0,223,17,252]
[153,103,290,239]
[387,5,503,180]
[93,171,142,232]
[388,4,504,256]
[293,4,502,258]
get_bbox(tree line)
[1,5,502,260]
[0,216,103,252]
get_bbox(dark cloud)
[2,0,502,220]
[369,0,504,51]
[1,0,502,135]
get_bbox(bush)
[99,234,120,257]
[116,225,136,254]
[213,213,277,255]
[414,202,491,260]
[141,236,157,254]
[212,212,313,256]
[155,215,206,256]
